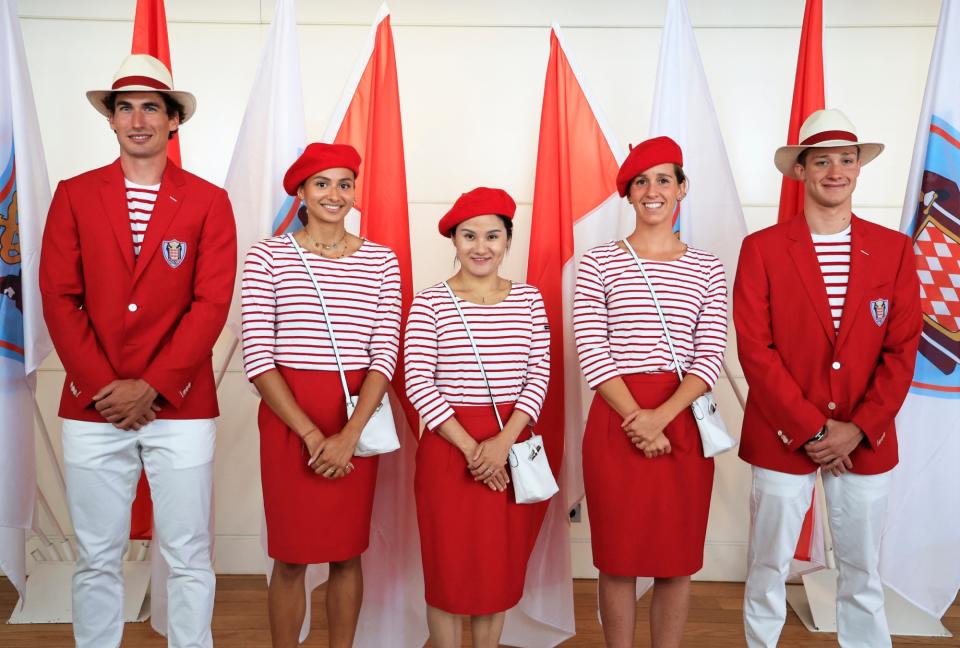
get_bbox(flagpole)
[215,336,238,390]
[721,359,746,410]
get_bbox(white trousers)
[743,466,892,648]
[62,418,216,648]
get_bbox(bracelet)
[808,426,827,444]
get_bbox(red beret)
[615,136,683,197]
[438,187,516,237]
[282,143,361,196]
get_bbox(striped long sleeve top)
[404,282,551,431]
[241,236,402,382]
[573,242,727,389]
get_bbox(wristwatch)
[807,425,827,444]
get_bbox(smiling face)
[108,91,179,161]
[795,145,861,210]
[626,162,686,228]
[297,167,356,225]
[451,214,510,278]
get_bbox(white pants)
[743,466,892,648]
[62,418,216,648]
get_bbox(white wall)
[20,0,941,578]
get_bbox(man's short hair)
[797,145,861,168]
[103,91,185,140]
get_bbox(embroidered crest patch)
[162,239,187,268]
[869,298,889,326]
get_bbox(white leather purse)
[622,241,737,458]
[443,282,559,504]
[289,234,400,457]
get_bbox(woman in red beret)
[573,136,728,647]
[240,142,403,648]
[404,187,552,647]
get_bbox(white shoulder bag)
[621,241,737,458]
[288,234,400,457]
[443,282,558,504]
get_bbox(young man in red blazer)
[39,55,236,648]
[734,109,922,648]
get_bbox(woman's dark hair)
[297,204,308,226]
[449,215,513,239]
[103,91,186,140]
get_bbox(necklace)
[452,280,510,304]
[301,230,347,258]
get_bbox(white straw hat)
[86,54,196,123]
[774,109,883,180]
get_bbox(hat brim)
[86,88,197,124]
[775,141,884,180]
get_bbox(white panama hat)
[774,109,884,180]
[86,54,196,123]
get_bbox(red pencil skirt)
[259,366,379,564]
[582,372,714,577]
[415,403,546,615]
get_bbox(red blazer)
[733,215,921,475]
[40,159,237,421]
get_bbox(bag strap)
[621,240,686,383]
[287,233,353,404]
[442,282,505,431]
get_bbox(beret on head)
[438,187,516,237]
[282,143,361,196]
[615,136,684,197]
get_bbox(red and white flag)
[882,0,960,618]
[522,25,633,646]
[128,0,180,547]
[0,0,53,606]
[779,0,827,569]
[320,4,426,645]
[778,0,824,224]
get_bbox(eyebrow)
[311,175,354,182]
[459,227,503,234]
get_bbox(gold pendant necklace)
[302,230,347,258]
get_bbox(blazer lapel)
[133,159,185,284]
[787,214,837,344]
[99,159,135,274]
[836,216,871,350]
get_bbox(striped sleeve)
[241,242,278,381]
[687,257,728,388]
[367,252,402,380]
[514,289,551,422]
[404,292,456,431]
[573,252,620,388]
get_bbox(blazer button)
[832,361,841,370]
[827,401,837,411]
[128,303,138,312]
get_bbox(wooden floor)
[2,576,957,647]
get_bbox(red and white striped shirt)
[573,242,727,389]
[241,236,402,382]
[125,179,159,256]
[404,282,551,431]
[811,226,851,333]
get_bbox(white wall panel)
[18,0,942,578]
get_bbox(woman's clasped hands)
[304,426,357,479]
[622,408,672,458]
[466,434,513,492]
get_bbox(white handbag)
[443,282,559,504]
[622,241,737,458]
[289,234,400,457]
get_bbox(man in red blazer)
[39,55,236,648]
[734,109,922,648]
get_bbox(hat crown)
[111,54,174,90]
[798,109,859,145]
